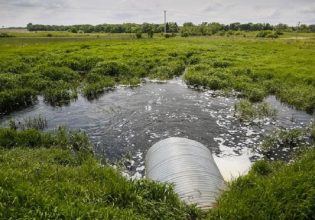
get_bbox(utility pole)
[164,10,167,34]
[296,21,300,41]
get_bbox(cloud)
[0,0,314,27]
[4,0,67,9]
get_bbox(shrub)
[256,31,278,38]
[135,32,142,39]
[164,33,173,38]
[0,33,14,38]
[181,32,189,37]
[147,31,154,38]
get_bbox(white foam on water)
[213,137,256,182]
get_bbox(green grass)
[207,148,315,219]
[234,99,277,122]
[0,148,199,219]
[0,32,314,114]
[0,127,199,219]
[0,121,315,218]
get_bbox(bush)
[135,32,142,39]
[181,32,189,37]
[256,31,278,38]
[147,31,154,38]
[164,33,173,38]
[0,33,14,38]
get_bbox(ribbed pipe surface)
[145,137,224,210]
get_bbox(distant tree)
[229,22,241,31]
[165,22,170,33]
[26,23,33,31]
[309,24,315,32]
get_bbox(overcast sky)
[1,0,315,27]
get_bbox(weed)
[235,99,276,122]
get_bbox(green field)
[1,32,315,219]
[0,32,315,113]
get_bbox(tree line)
[26,22,315,35]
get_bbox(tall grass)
[0,126,200,219]
[0,33,314,114]
[207,148,315,219]
[234,99,277,122]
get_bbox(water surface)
[1,78,313,181]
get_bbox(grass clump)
[256,30,279,38]
[260,128,309,154]
[83,78,115,99]
[235,99,277,122]
[0,127,92,153]
[0,88,37,114]
[311,123,315,139]
[91,61,131,77]
[207,148,315,219]
[8,115,48,130]
[43,87,78,106]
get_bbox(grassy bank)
[0,127,199,219]
[0,32,315,114]
[207,148,315,219]
[0,124,314,219]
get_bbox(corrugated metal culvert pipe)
[145,137,225,210]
